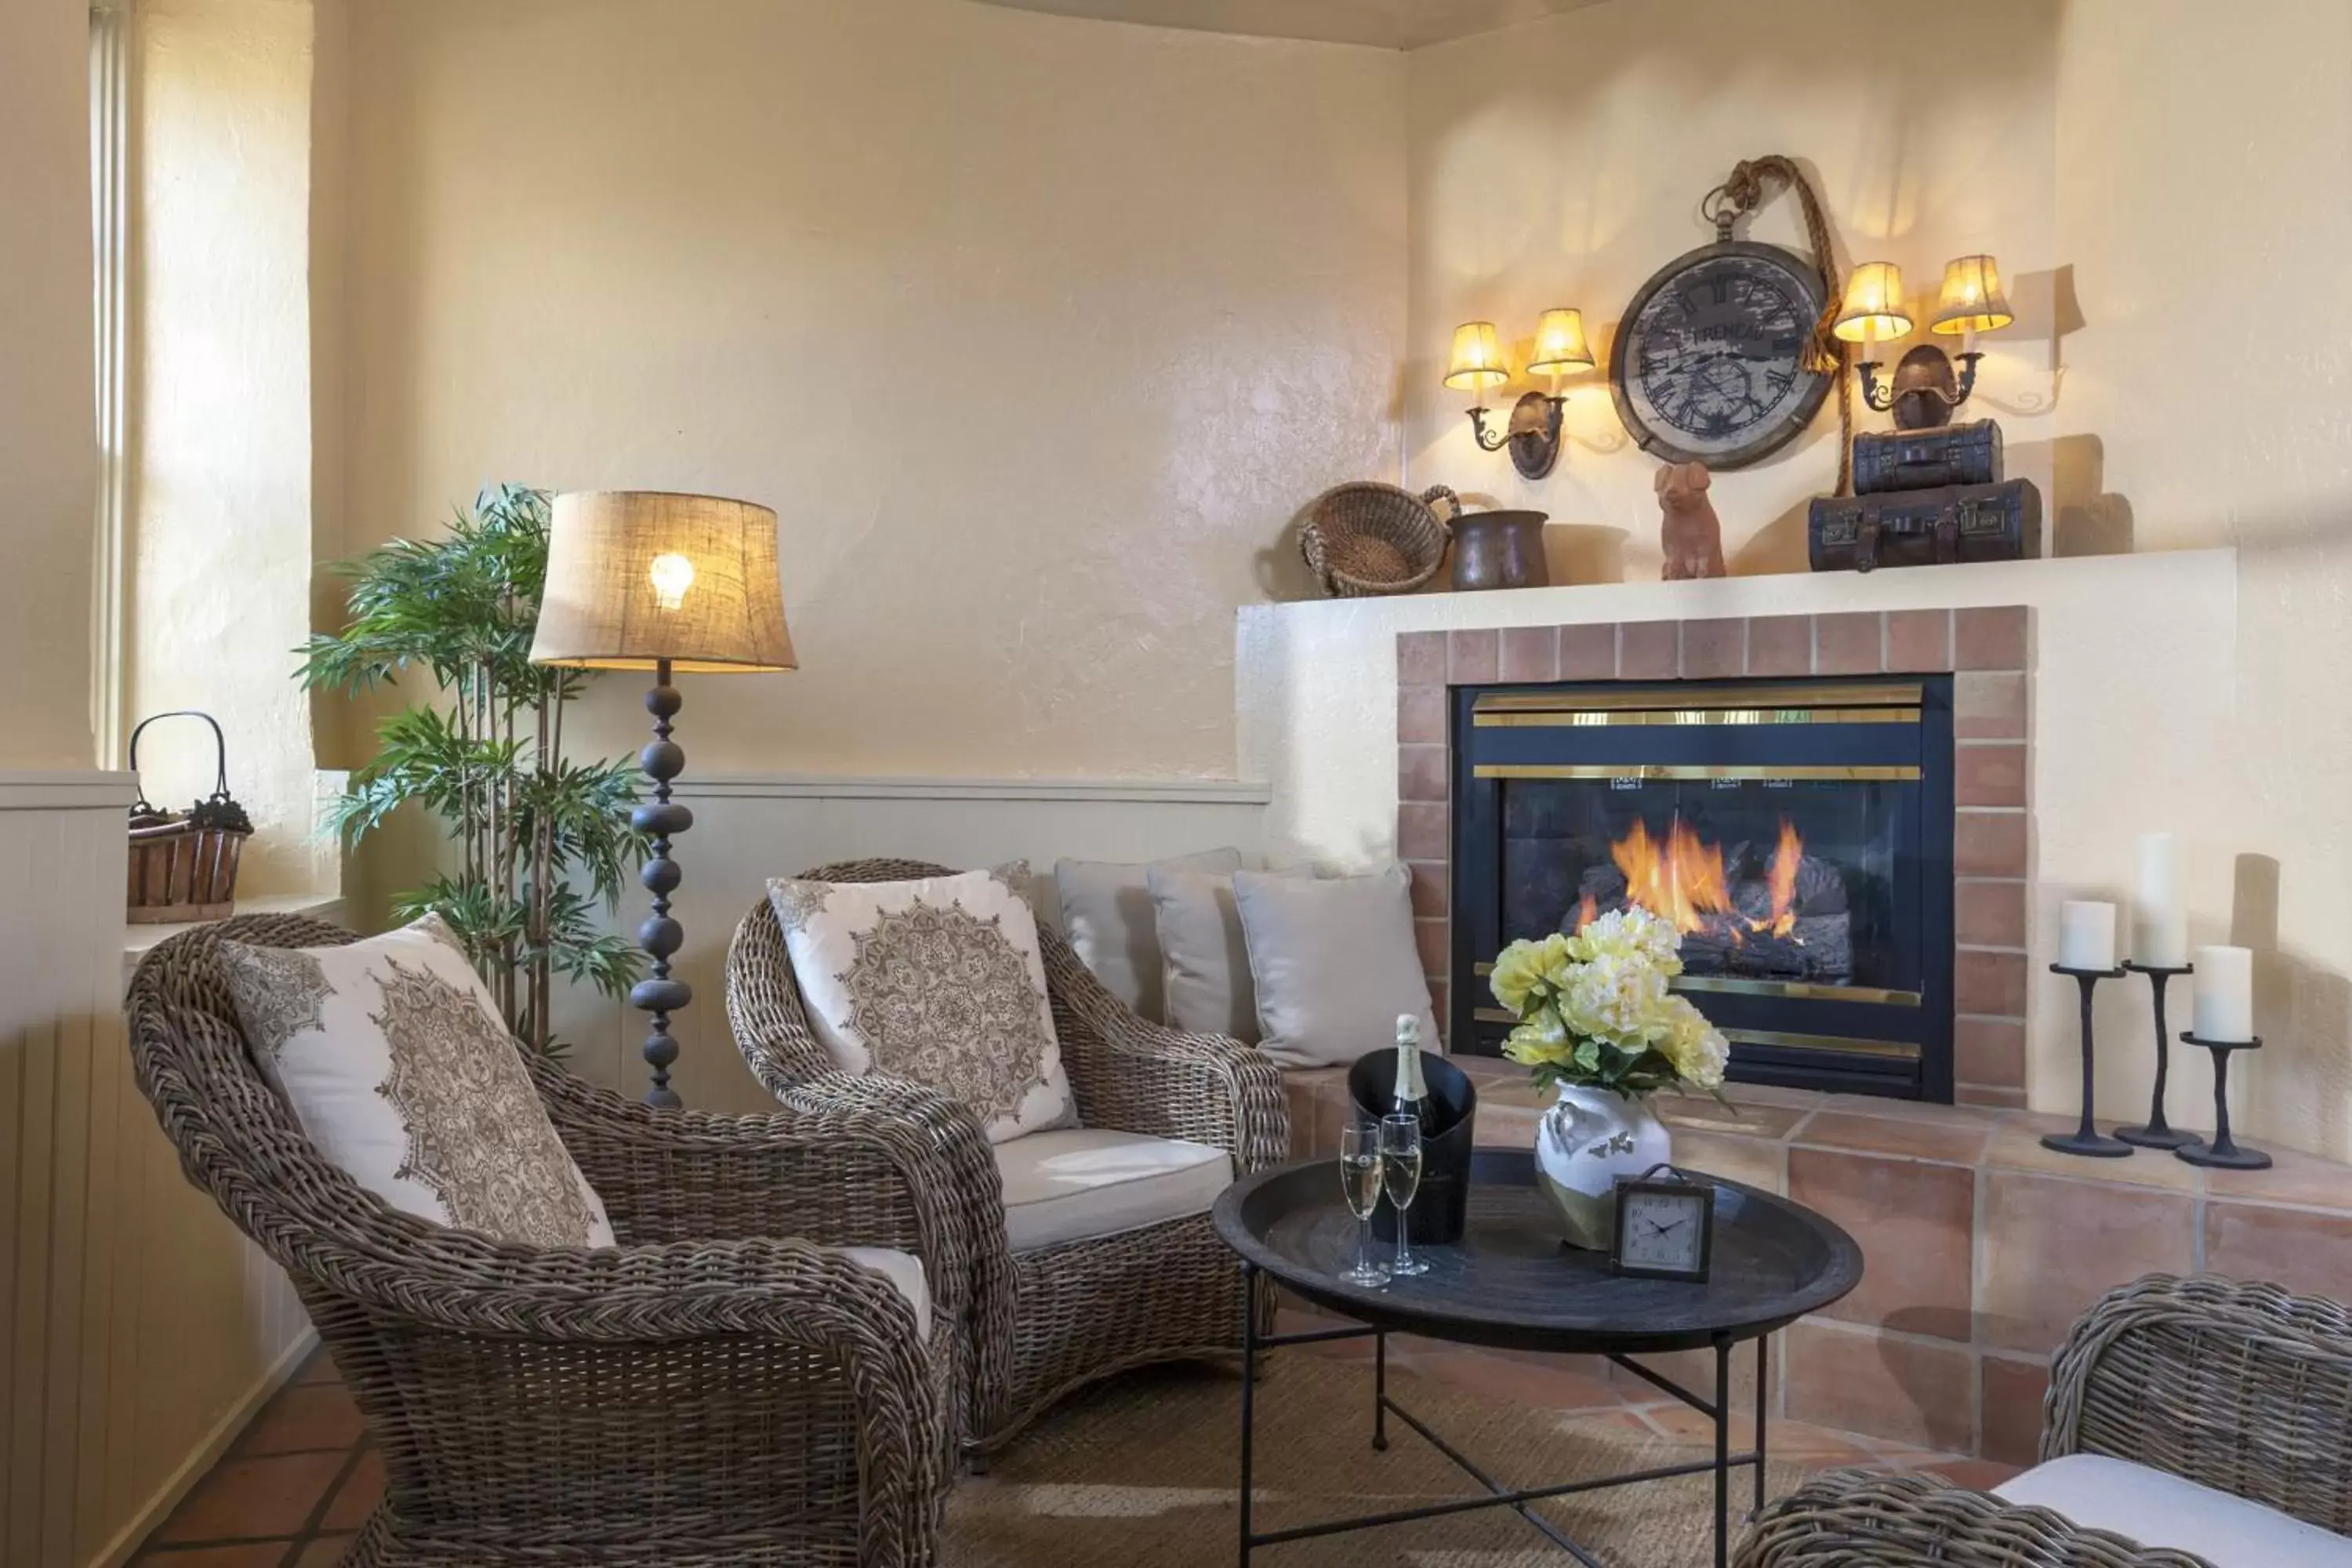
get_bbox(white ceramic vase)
[1534,1083,1672,1250]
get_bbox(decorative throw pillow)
[216,916,616,1249]
[1056,848,1244,1022]
[1232,865,1440,1069]
[1147,862,1308,1044]
[767,863,1076,1144]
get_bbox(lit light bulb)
[648,552,696,611]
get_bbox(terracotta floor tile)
[158,1451,350,1543]
[2203,1201,2352,1303]
[1985,1120,2196,1192]
[295,1351,341,1386]
[1410,1348,1623,1411]
[238,1382,367,1456]
[321,1449,385,1531]
[1659,1096,1813,1141]
[1921,1458,2023,1490]
[1668,1127,1786,1194]
[2199,1146,2352,1213]
[133,1547,292,1567]
[293,1537,354,1567]
[1977,1171,2191,1354]
[1783,1320,1974,1454]
[1794,1110,1992,1167]
[1789,1147,1973,1342]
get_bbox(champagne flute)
[1337,1123,1389,1287]
[1380,1112,1429,1278]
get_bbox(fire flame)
[1577,813,1806,940]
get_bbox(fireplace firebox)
[1450,677,1955,1101]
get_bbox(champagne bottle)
[1392,1013,1428,1120]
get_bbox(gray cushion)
[1056,849,1243,1022]
[1232,865,1439,1069]
[1146,862,1298,1043]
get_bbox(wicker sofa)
[129,915,962,1567]
[726,858,1291,1455]
[1739,1273,2352,1568]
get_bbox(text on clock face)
[1632,264,1813,443]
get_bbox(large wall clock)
[1609,239,1833,470]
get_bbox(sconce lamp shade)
[530,491,796,673]
[1831,262,1914,343]
[1527,308,1595,376]
[1443,321,1510,392]
[1929,254,2014,336]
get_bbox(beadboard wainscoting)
[1,772,314,1568]
[544,775,1272,1115]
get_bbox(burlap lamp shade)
[531,492,795,673]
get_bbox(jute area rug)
[945,1356,1809,1567]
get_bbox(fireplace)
[1449,677,1956,1100]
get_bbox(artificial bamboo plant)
[300,485,644,1051]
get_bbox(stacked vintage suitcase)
[1808,419,2042,572]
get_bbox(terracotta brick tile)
[1406,860,1447,920]
[1746,615,1813,676]
[238,1380,367,1457]
[1559,622,1617,680]
[1958,1085,2028,1109]
[1398,743,1448,804]
[1956,744,2027,808]
[296,1538,358,1567]
[1955,811,2028,877]
[1886,609,1952,673]
[158,1451,350,1542]
[1667,1127,1785,1193]
[2204,1201,2352,1304]
[295,1352,342,1387]
[1955,671,2027,740]
[1977,1171,2192,1353]
[1414,918,1448,977]
[1397,630,1448,687]
[1500,625,1559,683]
[1397,681,1446,745]
[1815,612,1885,674]
[1955,1017,2027,1089]
[1795,1112,1992,1168]
[1955,880,2027,949]
[2198,1145,2352,1214]
[1985,1117,2195,1192]
[1980,1356,2051,1468]
[1449,628,1499,684]
[1679,617,1745,678]
[1618,620,1676,678]
[1955,949,2028,1017]
[1789,1148,1974,1341]
[1956,605,2029,670]
[138,1546,291,1566]
[1784,1319,1974,1452]
[322,1447,385,1531]
[1397,802,1447,861]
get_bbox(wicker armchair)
[726,858,1290,1454]
[129,915,965,1567]
[1737,1273,2352,1568]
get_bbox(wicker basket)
[1301,482,1459,597]
[126,711,253,924]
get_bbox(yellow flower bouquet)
[1490,906,1729,1100]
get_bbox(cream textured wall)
[129,0,321,895]
[334,0,1407,783]
[0,0,99,771]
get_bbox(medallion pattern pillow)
[767,864,1076,1143]
[217,916,615,1249]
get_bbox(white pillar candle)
[2133,833,2188,968]
[2057,901,2117,972]
[2193,945,2256,1042]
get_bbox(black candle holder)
[2114,961,2202,1151]
[2043,964,2132,1158]
[2176,1033,2271,1170]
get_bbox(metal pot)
[1450,509,1551,591]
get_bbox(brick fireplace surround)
[1396,605,2032,1105]
[1258,604,2352,1463]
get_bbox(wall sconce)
[1836,255,2014,431]
[1446,309,1592,480]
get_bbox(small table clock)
[1611,1167,1715,1282]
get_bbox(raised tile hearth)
[1282,1061,2352,1463]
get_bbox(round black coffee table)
[1214,1148,1862,1568]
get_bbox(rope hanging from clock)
[1702,154,1854,495]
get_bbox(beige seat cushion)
[1996,1454,2352,1568]
[993,1128,1233,1253]
[838,1246,931,1341]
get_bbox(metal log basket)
[125,710,254,924]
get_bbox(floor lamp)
[529,491,794,1107]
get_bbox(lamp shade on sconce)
[1930,254,2014,336]
[1831,262,1914,343]
[1527,308,1595,376]
[531,491,796,673]
[1443,321,1510,392]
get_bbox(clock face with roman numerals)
[1609,240,1833,470]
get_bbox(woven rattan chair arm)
[2042,1272,2352,1526]
[1735,1469,2212,1568]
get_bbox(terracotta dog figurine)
[1655,460,1726,580]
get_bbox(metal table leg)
[1238,1261,1256,1566]
[1752,1333,1768,1519]
[1373,1330,1389,1451]
[1714,1334,1731,1568]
